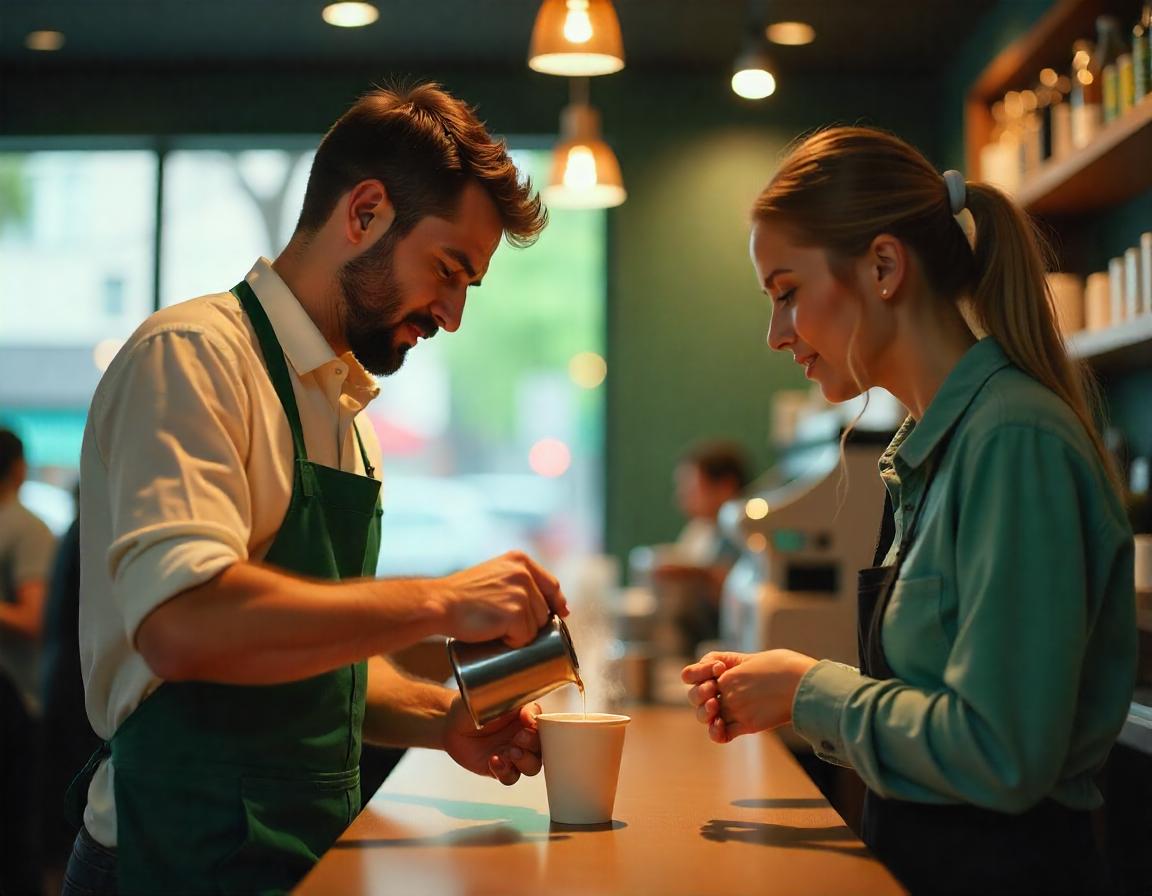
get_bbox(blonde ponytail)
[965,183,1122,494]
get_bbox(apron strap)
[871,491,896,569]
[232,280,309,462]
[352,418,376,480]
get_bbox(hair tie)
[943,169,966,215]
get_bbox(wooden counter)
[295,706,905,895]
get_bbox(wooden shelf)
[1067,315,1152,370]
[965,0,1140,171]
[1017,96,1152,214]
[967,0,1152,377]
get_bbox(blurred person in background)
[652,440,747,651]
[0,428,57,895]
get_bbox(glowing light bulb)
[563,145,598,190]
[563,0,594,43]
[322,2,379,27]
[731,68,776,100]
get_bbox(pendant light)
[731,30,777,100]
[543,79,626,209]
[529,0,625,77]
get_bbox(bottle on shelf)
[1070,38,1100,147]
[1094,16,1127,124]
[979,100,1022,194]
[1046,69,1075,160]
[1135,2,1152,101]
[1019,88,1043,174]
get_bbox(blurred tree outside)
[0,155,30,234]
[443,149,605,459]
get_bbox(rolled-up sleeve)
[793,426,1118,812]
[92,327,253,642]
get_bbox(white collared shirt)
[78,258,383,846]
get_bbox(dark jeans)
[61,827,117,896]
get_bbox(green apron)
[68,280,382,895]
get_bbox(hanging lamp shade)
[528,0,625,77]
[543,102,626,209]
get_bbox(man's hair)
[0,429,25,482]
[296,81,547,247]
[682,441,749,489]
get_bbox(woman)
[682,127,1136,895]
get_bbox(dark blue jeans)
[61,827,117,896]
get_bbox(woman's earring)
[880,287,890,298]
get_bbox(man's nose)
[431,287,466,334]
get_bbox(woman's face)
[749,220,873,403]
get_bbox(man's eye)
[437,262,453,280]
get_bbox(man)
[64,83,566,896]
[651,441,748,650]
[0,428,57,894]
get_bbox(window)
[1,142,606,567]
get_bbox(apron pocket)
[214,769,360,896]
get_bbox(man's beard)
[338,233,439,376]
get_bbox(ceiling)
[2,1,998,76]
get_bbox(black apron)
[856,451,1109,895]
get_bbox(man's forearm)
[362,655,453,749]
[136,560,448,685]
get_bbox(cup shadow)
[700,819,870,858]
[334,793,569,849]
[732,798,828,810]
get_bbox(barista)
[64,82,567,896]
[683,127,1135,895]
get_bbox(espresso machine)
[717,411,893,668]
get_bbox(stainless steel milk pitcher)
[447,615,582,728]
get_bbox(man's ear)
[345,180,396,245]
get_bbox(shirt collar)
[892,337,1013,472]
[243,257,340,377]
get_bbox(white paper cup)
[537,712,630,824]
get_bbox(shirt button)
[820,740,836,752]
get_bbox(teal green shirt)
[792,338,1136,812]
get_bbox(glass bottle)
[1070,39,1099,148]
[1093,16,1127,124]
[1049,72,1074,160]
[1134,2,1152,101]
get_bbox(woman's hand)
[682,649,818,743]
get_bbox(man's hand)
[682,649,817,743]
[442,697,542,786]
[438,551,569,647]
